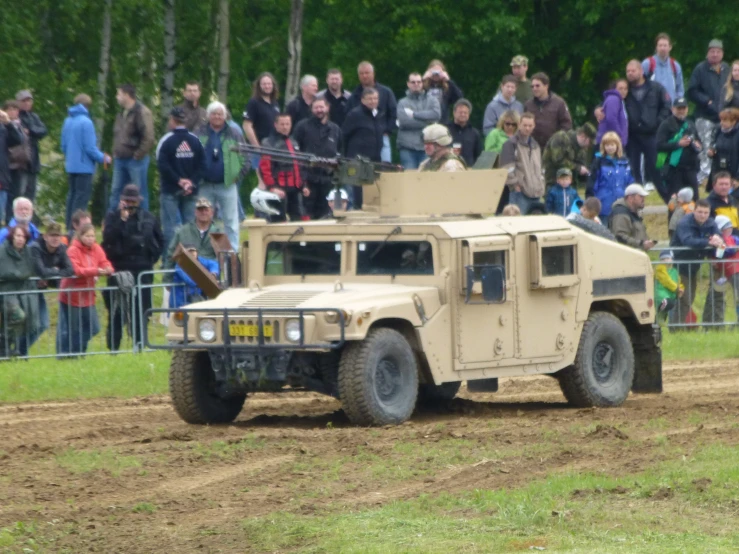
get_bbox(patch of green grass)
[242,443,739,553]
[190,434,266,461]
[662,328,739,360]
[0,351,170,403]
[131,502,157,514]
[55,448,142,477]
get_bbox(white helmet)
[715,215,733,232]
[422,123,453,146]
[250,188,281,216]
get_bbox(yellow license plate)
[229,324,273,338]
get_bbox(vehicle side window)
[472,250,505,280]
[356,241,433,275]
[542,245,575,277]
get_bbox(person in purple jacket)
[595,79,629,147]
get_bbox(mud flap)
[631,324,663,394]
[467,378,499,393]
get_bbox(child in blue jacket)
[546,168,581,216]
[169,244,219,308]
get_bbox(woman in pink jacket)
[58,223,113,354]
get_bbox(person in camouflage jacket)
[542,124,596,187]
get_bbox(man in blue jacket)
[156,107,206,250]
[60,94,111,230]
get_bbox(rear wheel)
[338,328,419,426]
[558,312,634,407]
[169,350,246,424]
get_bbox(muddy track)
[1,360,738,553]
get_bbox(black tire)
[558,312,634,407]
[417,381,461,404]
[338,328,419,426]
[169,350,246,424]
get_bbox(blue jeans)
[160,192,197,253]
[110,156,150,211]
[57,302,100,355]
[66,173,94,229]
[398,149,427,170]
[199,183,240,250]
[509,190,541,215]
[381,135,392,163]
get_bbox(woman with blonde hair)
[719,60,739,110]
[586,131,634,225]
[422,59,463,123]
[484,110,521,154]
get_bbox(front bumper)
[144,307,346,351]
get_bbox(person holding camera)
[422,60,463,124]
[707,108,739,192]
[656,97,701,201]
[156,107,206,251]
[101,184,163,351]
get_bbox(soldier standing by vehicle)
[293,97,342,219]
[418,124,466,172]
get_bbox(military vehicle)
[148,167,662,426]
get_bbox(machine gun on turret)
[232,144,404,189]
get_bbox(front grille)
[240,290,319,308]
[228,318,281,344]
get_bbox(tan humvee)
[154,169,662,426]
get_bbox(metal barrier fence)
[0,251,736,362]
[0,270,182,361]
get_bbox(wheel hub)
[593,341,616,383]
[375,357,400,401]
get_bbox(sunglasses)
[504,122,518,127]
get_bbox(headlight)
[198,319,217,342]
[285,319,302,343]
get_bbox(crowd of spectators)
[2,32,739,354]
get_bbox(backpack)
[647,56,678,81]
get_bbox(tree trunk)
[216,0,230,101]
[161,0,177,128]
[96,0,113,149]
[284,0,304,102]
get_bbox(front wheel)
[169,350,246,424]
[338,328,419,426]
[558,312,634,407]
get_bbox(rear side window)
[265,242,341,275]
[357,241,433,275]
[542,245,575,276]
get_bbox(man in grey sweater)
[396,73,441,169]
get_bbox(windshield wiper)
[370,226,401,260]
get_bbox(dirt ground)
[2,359,739,553]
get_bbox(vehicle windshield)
[356,241,434,275]
[265,241,341,275]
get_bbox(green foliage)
[55,448,142,476]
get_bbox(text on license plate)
[229,324,273,337]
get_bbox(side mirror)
[465,265,506,304]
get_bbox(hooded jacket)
[60,239,113,307]
[0,240,41,337]
[688,60,731,122]
[587,153,634,217]
[61,104,106,175]
[396,90,441,151]
[499,132,544,198]
[596,89,628,146]
[482,93,524,136]
[609,198,649,248]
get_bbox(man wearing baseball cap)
[163,196,222,276]
[156,106,206,250]
[608,183,655,251]
[15,89,48,205]
[656,97,701,200]
[688,39,730,184]
[510,55,533,104]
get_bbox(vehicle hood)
[191,283,443,321]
